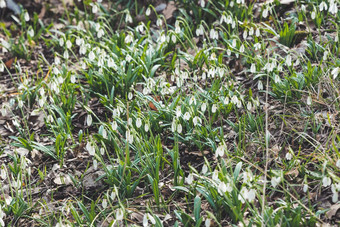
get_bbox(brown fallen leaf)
[5,58,15,69]
[149,95,160,111]
[163,1,177,20]
[325,203,340,219]
[38,5,46,19]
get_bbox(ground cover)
[0,0,339,226]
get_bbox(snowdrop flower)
[286,55,292,66]
[262,7,268,18]
[226,15,233,24]
[223,96,229,105]
[63,50,69,59]
[247,102,252,111]
[125,13,133,24]
[193,116,202,126]
[177,123,182,134]
[59,37,64,46]
[92,3,98,14]
[303,184,308,193]
[156,18,163,27]
[322,176,331,187]
[196,24,204,36]
[331,184,339,202]
[231,95,238,105]
[205,218,211,227]
[136,23,144,33]
[323,50,328,61]
[66,40,72,49]
[144,123,149,132]
[243,30,248,40]
[175,20,181,34]
[86,142,95,156]
[97,29,104,38]
[107,58,117,69]
[171,34,177,43]
[145,7,151,16]
[249,27,254,36]
[102,128,107,139]
[254,43,261,51]
[116,208,124,221]
[0,63,4,72]
[215,144,226,157]
[250,63,256,73]
[210,29,218,40]
[258,80,263,90]
[232,39,237,48]
[220,14,227,24]
[174,107,181,118]
[111,121,118,131]
[200,0,205,8]
[183,112,191,121]
[239,44,245,53]
[274,74,281,84]
[86,114,92,126]
[319,1,327,11]
[102,199,107,209]
[286,152,293,161]
[125,33,133,44]
[201,102,207,112]
[336,159,340,168]
[79,44,87,55]
[255,27,261,37]
[212,170,219,182]
[185,173,194,184]
[242,170,253,183]
[202,164,208,174]
[189,96,196,105]
[271,176,281,188]
[329,0,338,14]
[126,130,134,143]
[211,104,217,113]
[0,0,6,8]
[28,28,34,37]
[136,118,142,128]
[76,37,84,46]
[143,213,156,227]
[171,119,176,133]
[218,182,228,195]
[331,67,339,79]
[307,96,312,105]
[311,11,316,20]
[89,51,95,61]
[128,118,132,126]
[12,119,20,128]
[238,187,256,203]
[100,147,105,155]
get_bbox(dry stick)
[261,72,270,227]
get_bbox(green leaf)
[234,162,242,182]
[194,196,201,222]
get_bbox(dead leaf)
[5,58,14,69]
[325,203,340,219]
[38,5,46,19]
[163,1,177,20]
[149,96,160,111]
[285,168,299,179]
